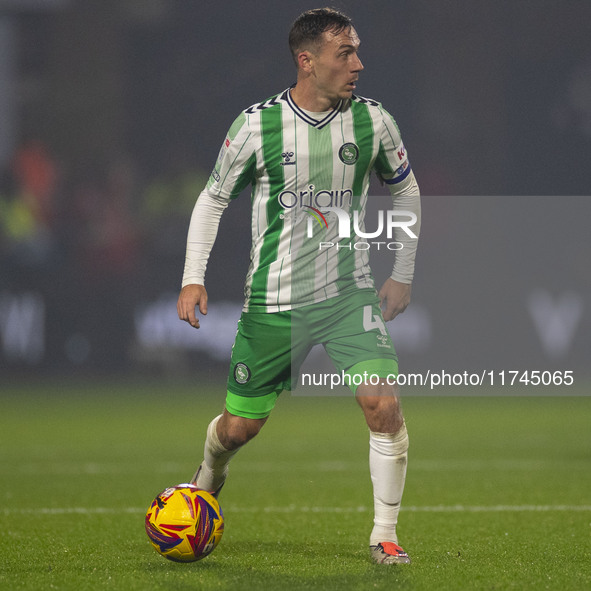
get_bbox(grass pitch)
[1,381,590,590]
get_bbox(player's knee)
[357,393,403,434]
[219,425,255,450]
[218,413,266,450]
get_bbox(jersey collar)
[283,87,344,130]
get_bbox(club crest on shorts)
[234,362,251,384]
[338,142,359,165]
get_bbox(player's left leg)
[356,382,410,564]
[317,289,410,564]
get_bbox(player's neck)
[290,83,337,113]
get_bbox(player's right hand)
[177,284,208,329]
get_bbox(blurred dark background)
[0,0,589,383]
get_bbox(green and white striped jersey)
[192,87,415,313]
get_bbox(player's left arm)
[374,105,421,320]
[378,170,420,320]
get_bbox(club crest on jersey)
[338,142,359,165]
[234,363,251,384]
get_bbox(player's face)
[311,27,364,105]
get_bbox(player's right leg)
[216,408,268,450]
[192,410,267,496]
[191,310,294,496]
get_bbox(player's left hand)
[378,278,412,321]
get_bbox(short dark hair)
[288,7,353,65]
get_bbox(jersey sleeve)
[181,189,228,287]
[181,112,257,287]
[373,105,413,187]
[373,105,421,284]
[206,111,257,201]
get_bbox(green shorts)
[226,289,398,419]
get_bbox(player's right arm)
[177,188,228,329]
[177,111,256,328]
[177,283,208,329]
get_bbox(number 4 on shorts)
[363,305,388,336]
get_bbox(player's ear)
[297,50,314,73]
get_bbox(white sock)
[191,414,239,493]
[368,421,408,546]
